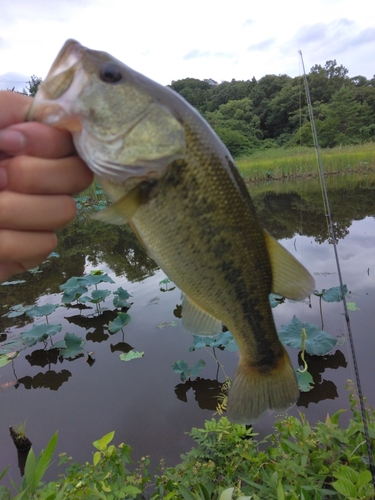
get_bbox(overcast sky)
[1,0,374,92]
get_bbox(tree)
[22,75,43,97]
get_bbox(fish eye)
[99,62,123,83]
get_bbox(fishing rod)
[298,50,375,488]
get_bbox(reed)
[236,143,375,182]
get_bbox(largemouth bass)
[28,40,314,423]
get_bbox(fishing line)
[298,50,375,486]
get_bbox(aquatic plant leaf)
[0,338,25,354]
[109,312,132,333]
[4,303,33,318]
[269,293,285,308]
[77,295,93,304]
[114,287,132,300]
[60,278,88,303]
[83,273,115,286]
[113,296,131,308]
[278,315,337,355]
[120,350,144,361]
[26,304,59,318]
[0,352,19,368]
[347,302,359,311]
[156,321,178,329]
[0,280,26,286]
[172,359,206,381]
[89,289,111,303]
[20,324,62,347]
[55,333,85,359]
[321,285,347,302]
[190,331,239,353]
[159,277,171,285]
[296,370,314,392]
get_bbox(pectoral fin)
[263,230,315,300]
[181,294,222,336]
[91,187,141,225]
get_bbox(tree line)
[18,60,375,158]
[170,60,375,156]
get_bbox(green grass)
[236,143,375,182]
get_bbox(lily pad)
[114,287,132,300]
[120,350,144,361]
[109,313,131,333]
[84,273,115,286]
[0,352,19,368]
[190,330,238,353]
[26,304,59,318]
[3,303,33,318]
[347,302,359,311]
[278,315,337,355]
[113,296,132,308]
[321,285,347,302]
[172,359,206,381]
[20,324,62,347]
[0,338,25,355]
[54,333,85,359]
[269,293,285,308]
[296,370,314,392]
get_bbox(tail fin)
[226,348,299,424]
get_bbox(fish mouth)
[27,40,88,132]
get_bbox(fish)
[28,39,315,423]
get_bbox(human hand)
[0,91,93,282]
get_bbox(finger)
[0,92,32,129]
[0,192,77,231]
[0,122,76,159]
[0,230,57,282]
[1,154,93,195]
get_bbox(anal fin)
[181,294,222,336]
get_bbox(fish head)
[28,39,186,195]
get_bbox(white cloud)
[0,0,374,85]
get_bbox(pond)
[1,171,375,486]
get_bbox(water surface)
[1,172,374,485]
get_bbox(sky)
[0,0,374,92]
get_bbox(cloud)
[243,19,254,27]
[0,72,29,91]
[351,27,375,47]
[183,49,211,60]
[247,38,276,51]
[293,18,356,47]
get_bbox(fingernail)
[0,129,26,154]
[0,167,7,190]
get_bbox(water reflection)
[1,172,374,485]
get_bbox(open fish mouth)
[27,41,88,131]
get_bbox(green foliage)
[172,359,206,381]
[54,333,85,359]
[20,323,62,347]
[169,59,375,158]
[109,312,132,333]
[278,315,337,355]
[21,75,43,97]
[190,331,239,353]
[119,350,144,361]
[2,391,375,499]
